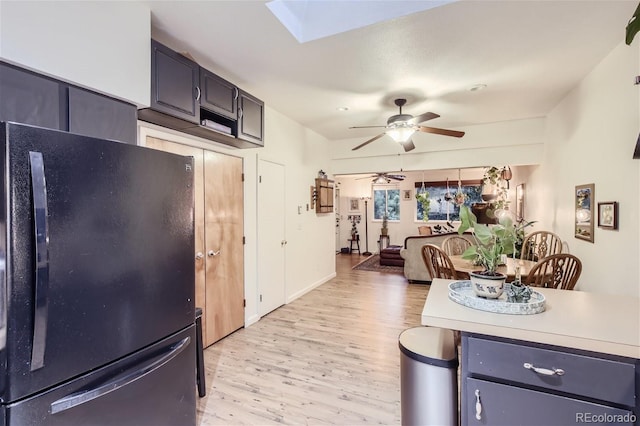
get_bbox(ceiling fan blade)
[349,125,387,129]
[417,126,465,138]
[408,112,440,125]
[356,175,376,180]
[400,139,415,152]
[352,133,386,150]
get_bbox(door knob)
[195,252,204,260]
[208,250,220,257]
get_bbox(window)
[416,180,483,221]
[373,186,400,220]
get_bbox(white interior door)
[257,159,286,316]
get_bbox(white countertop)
[422,279,640,359]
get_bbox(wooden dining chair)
[520,231,563,262]
[421,244,461,280]
[524,253,582,290]
[442,236,472,256]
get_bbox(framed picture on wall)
[402,189,413,201]
[515,183,525,221]
[349,198,360,212]
[575,183,594,243]
[597,201,618,230]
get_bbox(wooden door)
[144,137,206,338]
[204,151,244,343]
[257,160,286,317]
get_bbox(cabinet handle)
[238,108,243,119]
[234,87,238,101]
[207,250,220,257]
[474,389,482,420]
[523,362,565,376]
[195,86,201,101]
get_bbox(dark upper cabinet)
[1,61,137,144]
[150,39,199,124]
[237,90,264,146]
[0,63,63,130]
[68,87,137,144]
[140,40,265,148]
[200,68,237,120]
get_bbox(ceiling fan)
[350,98,465,152]
[357,172,406,183]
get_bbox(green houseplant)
[415,190,430,222]
[458,204,533,298]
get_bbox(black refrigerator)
[0,122,196,425]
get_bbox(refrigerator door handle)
[50,335,191,415]
[29,151,50,371]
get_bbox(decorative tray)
[448,281,546,315]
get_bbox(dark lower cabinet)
[461,333,639,426]
[466,378,634,426]
[68,87,137,144]
[0,62,63,130]
[1,61,137,144]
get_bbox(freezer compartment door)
[2,325,195,426]
[0,122,195,402]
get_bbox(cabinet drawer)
[466,336,636,406]
[465,378,634,426]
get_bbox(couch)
[400,232,474,283]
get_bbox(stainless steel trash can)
[399,326,458,426]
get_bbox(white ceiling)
[146,0,636,144]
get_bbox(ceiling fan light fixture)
[373,176,390,184]
[387,126,416,143]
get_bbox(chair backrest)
[421,244,459,280]
[418,226,433,236]
[520,231,563,261]
[524,253,582,290]
[441,236,472,256]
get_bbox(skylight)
[266,0,457,43]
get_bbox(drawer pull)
[474,389,482,420]
[523,362,565,376]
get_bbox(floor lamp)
[361,197,372,256]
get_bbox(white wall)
[0,1,150,106]
[528,41,639,296]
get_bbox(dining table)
[449,254,538,281]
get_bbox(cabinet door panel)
[237,91,263,145]
[68,87,136,144]
[0,63,62,129]
[466,378,633,426]
[151,40,199,123]
[200,69,237,120]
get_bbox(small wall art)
[349,198,360,213]
[402,189,413,201]
[575,183,594,243]
[597,201,618,230]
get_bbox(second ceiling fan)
[350,98,465,152]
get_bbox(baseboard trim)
[286,272,337,304]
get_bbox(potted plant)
[381,214,389,236]
[458,205,533,298]
[415,189,430,222]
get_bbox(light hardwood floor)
[196,254,429,425]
